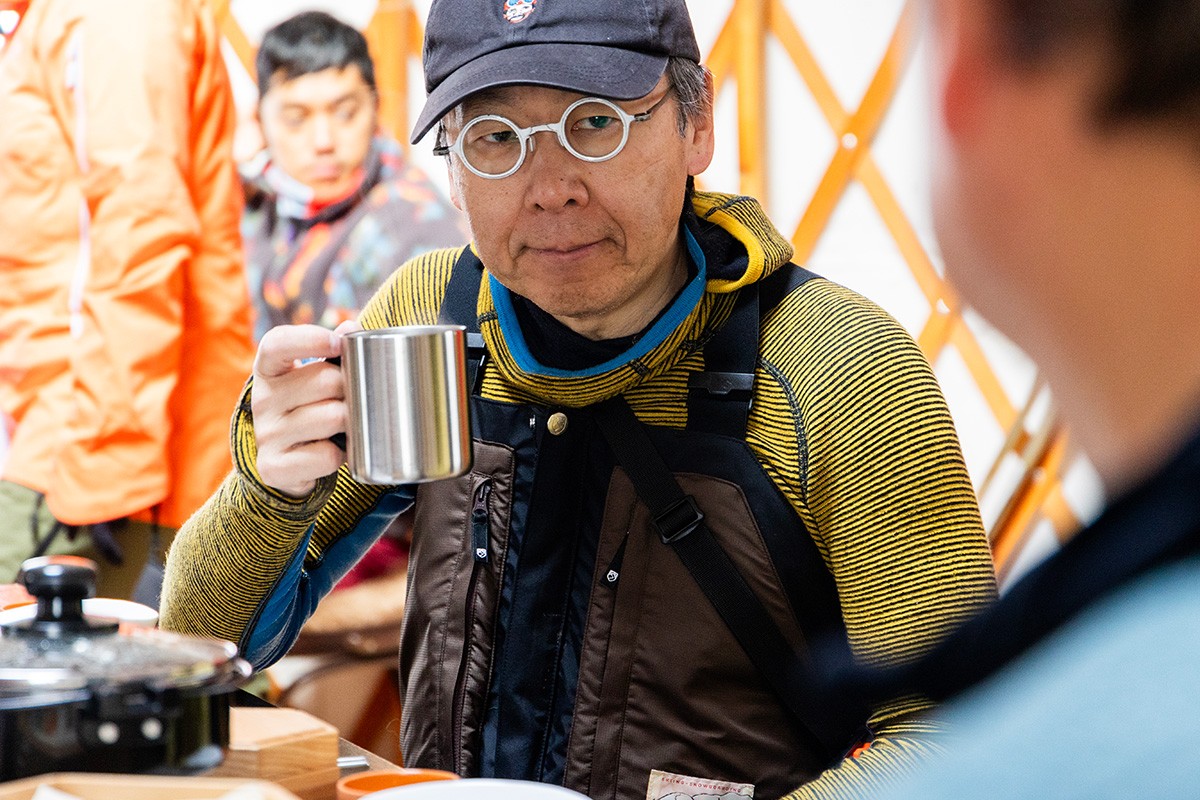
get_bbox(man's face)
[442,76,715,340]
[258,65,377,203]
[926,0,1153,487]
[927,0,1106,352]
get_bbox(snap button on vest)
[547,412,568,436]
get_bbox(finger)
[333,318,363,337]
[279,398,348,445]
[255,325,340,379]
[254,398,347,494]
[253,359,345,418]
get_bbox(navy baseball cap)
[410,0,702,144]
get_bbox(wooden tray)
[0,773,301,799]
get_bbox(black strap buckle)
[687,370,755,398]
[654,496,706,544]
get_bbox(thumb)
[333,319,363,337]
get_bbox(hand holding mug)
[251,323,356,498]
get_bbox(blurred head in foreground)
[927,0,1200,491]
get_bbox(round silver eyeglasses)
[434,94,671,179]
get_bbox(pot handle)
[189,655,255,697]
[7,556,117,637]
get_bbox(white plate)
[0,597,158,627]
[364,779,590,799]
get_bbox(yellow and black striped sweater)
[161,191,996,799]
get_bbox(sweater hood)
[690,191,795,292]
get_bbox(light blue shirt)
[881,556,1200,799]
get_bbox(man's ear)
[686,70,717,176]
[253,99,266,139]
[447,160,464,211]
[933,0,989,143]
[241,103,267,161]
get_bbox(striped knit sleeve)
[159,381,340,648]
[159,249,462,657]
[748,278,998,799]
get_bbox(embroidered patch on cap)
[646,769,754,800]
[502,0,537,23]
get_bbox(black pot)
[0,556,252,782]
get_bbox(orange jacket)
[0,0,254,528]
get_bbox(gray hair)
[665,57,713,136]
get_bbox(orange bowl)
[336,768,460,799]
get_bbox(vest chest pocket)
[452,476,500,774]
[565,469,827,800]
[404,441,517,775]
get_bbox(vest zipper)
[471,481,492,562]
[601,533,629,590]
[453,477,493,772]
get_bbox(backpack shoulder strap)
[758,262,821,316]
[594,395,868,766]
[437,247,488,394]
[687,263,821,437]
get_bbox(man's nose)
[523,130,587,211]
[312,114,335,151]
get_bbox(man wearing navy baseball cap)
[161,1,997,797]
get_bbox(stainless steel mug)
[340,325,472,484]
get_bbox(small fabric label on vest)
[646,769,754,800]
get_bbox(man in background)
[0,0,254,598]
[240,10,466,634]
[854,1,1200,795]
[242,10,466,341]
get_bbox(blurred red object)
[0,1,30,51]
[334,531,409,592]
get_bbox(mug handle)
[326,356,347,452]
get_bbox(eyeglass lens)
[459,100,629,177]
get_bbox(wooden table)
[338,736,400,772]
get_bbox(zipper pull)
[602,534,629,589]
[471,480,492,562]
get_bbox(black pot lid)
[0,625,242,693]
[0,557,247,698]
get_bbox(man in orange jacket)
[0,0,254,598]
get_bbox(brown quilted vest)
[401,428,843,800]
